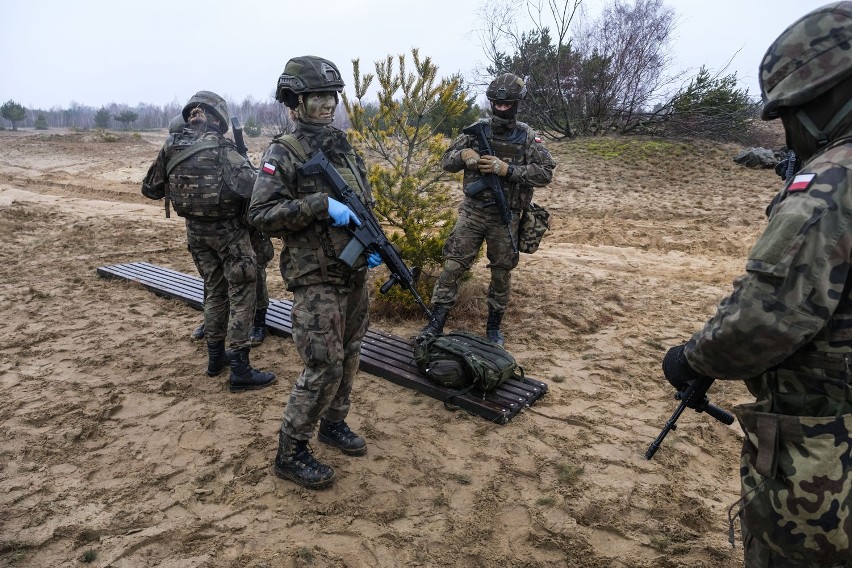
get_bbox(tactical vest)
[273,132,371,277]
[463,122,534,210]
[165,131,243,219]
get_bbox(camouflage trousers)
[186,218,257,350]
[280,269,369,440]
[735,366,852,567]
[430,199,521,313]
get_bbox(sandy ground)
[0,125,784,567]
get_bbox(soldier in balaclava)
[420,73,555,345]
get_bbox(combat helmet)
[181,90,230,133]
[168,113,185,134]
[486,73,527,102]
[760,1,852,120]
[486,73,527,119]
[275,56,345,108]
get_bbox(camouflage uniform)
[143,124,257,351]
[250,121,372,440]
[664,4,852,566]
[432,118,554,315]
[143,91,274,392]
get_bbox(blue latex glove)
[367,251,383,269]
[327,197,361,227]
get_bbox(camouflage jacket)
[248,123,372,290]
[141,126,256,220]
[686,136,852,565]
[442,118,555,210]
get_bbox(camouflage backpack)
[165,132,243,219]
[517,202,550,254]
[414,331,521,393]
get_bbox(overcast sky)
[0,0,831,110]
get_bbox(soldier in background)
[172,111,275,347]
[142,91,275,392]
[661,3,852,565]
[250,56,383,489]
[420,73,555,345]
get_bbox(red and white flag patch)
[787,173,815,192]
[262,162,276,175]
[534,136,542,143]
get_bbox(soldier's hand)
[460,148,480,169]
[662,344,707,391]
[327,197,361,227]
[366,251,383,269]
[478,155,510,176]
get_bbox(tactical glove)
[460,148,480,169]
[478,155,510,176]
[327,197,361,227]
[662,344,708,390]
[366,251,383,269]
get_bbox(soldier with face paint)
[661,3,852,566]
[249,56,382,489]
[420,73,555,345]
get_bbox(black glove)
[662,344,706,390]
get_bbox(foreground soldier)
[420,73,554,345]
[249,56,382,489]
[142,91,275,392]
[661,3,852,566]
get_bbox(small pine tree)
[34,113,48,130]
[1,99,27,130]
[94,107,111,129]
[244,116,262,137]
[343,49,470,313]
[113,110,138,130]
[669,67,758,140]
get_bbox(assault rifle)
[230,117,255,169]
[462,122,517,253]
[297,150,432,318]
[645,376,735,460]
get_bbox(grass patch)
[557,463,584,486]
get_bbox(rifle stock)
[461,123,517,253]
[645,376,735,460]
[297,150,432,318]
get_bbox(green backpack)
[414,331,521,393]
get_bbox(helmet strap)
[796,96,852,149]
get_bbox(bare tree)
[476,0,678,137]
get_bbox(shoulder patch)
[787,173,816,192]
[262,162,276,175]
[534,136,542,144]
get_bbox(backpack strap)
[274,133,312,163]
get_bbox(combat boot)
[228,347,276,392]
[206,339,228,377]
[486,307,505,346]
[274,434,336,489]
[318,419,367,456]
[419,305,449,337]
[248,308,267,347]
[191,321,206,340]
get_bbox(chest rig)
[274,132,371,277]
[165,130,242,219]
[463,124,532,210]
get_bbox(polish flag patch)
[787,173,815,192]
[534,136,542,143]
[262,162,276,175]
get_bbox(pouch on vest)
[517,202,550,254]
[414,331,522,394]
